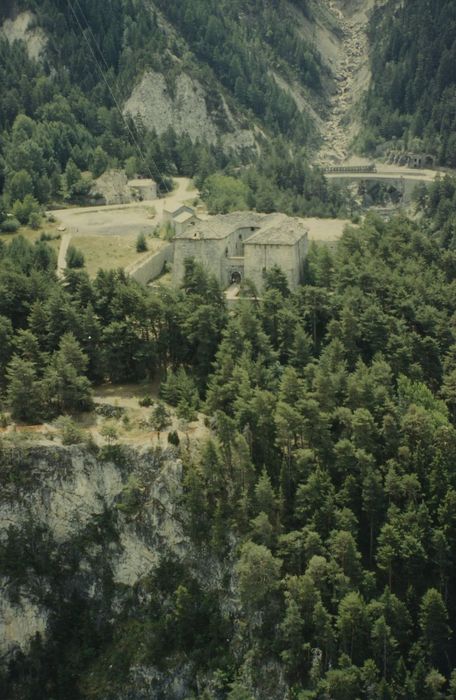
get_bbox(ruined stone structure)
[172,212,308,292]
[128,178,157,201]
[386,151,435,169]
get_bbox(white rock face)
[0,593,47,657]
[124,70,218,143]
[114,529,159,585]
[0,449,123,543]
[0,11,47,62]
[124,70,255,150]
[0,445,187,655]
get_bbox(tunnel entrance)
[231,270,242,285]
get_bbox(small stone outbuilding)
[128,178,157,201]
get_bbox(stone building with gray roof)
[172,211,308,291]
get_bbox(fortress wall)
[128,244,174,285]
[244,242,304,292]
[173,237,227,285]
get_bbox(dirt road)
[52,177,198,276]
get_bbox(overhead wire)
[66,0,168,191]
[65,0,171,193]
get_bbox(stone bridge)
[324,164,438,205]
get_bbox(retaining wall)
[127,243,174,285]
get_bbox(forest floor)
[1,382,210,455]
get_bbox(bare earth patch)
[303,217,352,243]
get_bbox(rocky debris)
[124,69,256,152]
[316,0,375,165]
[124,70,218,144]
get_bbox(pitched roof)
[245,218,308,245]
[174,211,197,224]
[128,178,156,187]
[174,211,267,240]
[164,204,194,218]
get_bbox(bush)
[139,395,153,407]
[151,401,171,432]
[66,245,85,268]
[176,399,197,422]
[122,414,131,429]
[100,422,118,443]
[136,232,148,252]
[29,212,41,230]
[1,218,20,233]
[116,475,143,516]
[162,221,175,241]
[167,430,180,446]
[40,231,60,241]
[99,443,129,465]
[12,195,40,225]
[95,403,124,419]
[0,413,10,428]
[57,417,85,445]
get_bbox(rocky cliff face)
[0,443,186,667]
[0,2,381,162]
[124,70,257,152]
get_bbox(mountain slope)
[3,0,338,150]
[359,0,456,165]
[0,0,359,221]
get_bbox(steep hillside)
[317,0,378,163]
[1,0,338,154]
[0,0,365,223]
[359,0,456,165]
[2,207,456,697]
[0,443,205,700]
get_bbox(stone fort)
[172,211,308,292]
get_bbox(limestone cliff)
[123,70,256,152]
[0,443,191,694]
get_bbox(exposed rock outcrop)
[0,444,186,658]
[124,69,256,151]
[0,11,47,61]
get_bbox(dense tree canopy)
[360,0,456,165]
[2,199,456,698]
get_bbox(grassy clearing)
[0,381,210,452]
[0,221,62,254]
[71,233,166,277]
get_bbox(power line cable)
[67,0,168,191]
[65,0,171,193]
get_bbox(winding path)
[57,232,71,279]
